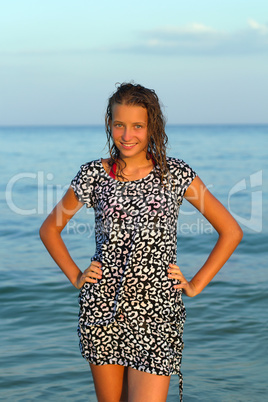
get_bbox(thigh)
[127,368,170,402]
[90,364,128,402]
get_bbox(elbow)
[230,223,243,247]
[238,225,243,242]
[234,229,243,249]
[39,217,61,244]
[39,219,52,243]
[39,222,46,242]
[234,219,243,241]
[219,221,243,247]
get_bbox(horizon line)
[1,122,268,129]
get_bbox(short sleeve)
[70,162,95,208]
[178,160,197,198]
[167,157,197,204]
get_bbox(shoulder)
[71,159,104,188]
[70,159,103,207]
[165,156,197,199]
[166,156,196,177]
[79,158,102,171]
[75,159,103,179]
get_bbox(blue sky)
[0,0,268,125]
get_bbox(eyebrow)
[113,120,147,125]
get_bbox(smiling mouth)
[120,143,137,148]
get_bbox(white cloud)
[130,20,268,56]
[2,20,268,58]
[248,19,268,35]
[153,23,217,35]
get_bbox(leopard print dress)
[71,157,196,400]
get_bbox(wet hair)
[105,82,168,182]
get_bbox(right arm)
[39,186,102,289]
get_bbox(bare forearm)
[190,228,243,295]
[39,226,82,287]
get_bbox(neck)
[118,151,150,168]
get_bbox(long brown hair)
[105,82,168,182]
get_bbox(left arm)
[168,176,243,297]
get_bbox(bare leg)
[90,364,128,402]
[128,368,170,402]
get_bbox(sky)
[0,0,268,125]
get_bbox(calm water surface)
[1,125,267,401]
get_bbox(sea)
[0,124,267,401]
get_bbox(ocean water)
[0,125,267,401]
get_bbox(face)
[110,103,149,160]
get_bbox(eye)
[135,124,143,129]
[114,123,123,128]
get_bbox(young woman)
[40,83,243,401]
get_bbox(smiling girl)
[40,83,243,401]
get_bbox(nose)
[121,126,132,142]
